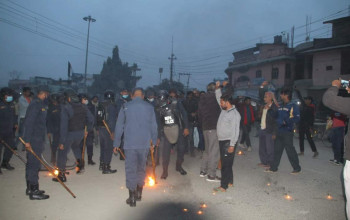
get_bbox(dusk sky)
[0,0,349,90]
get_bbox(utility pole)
[168,37,176,85]
[179,73,191,92]
[83,15,96,91]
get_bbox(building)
[225,35,295,99]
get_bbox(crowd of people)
[0,79,349,215]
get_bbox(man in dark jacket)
[183,91,198,157]
[295,89,318,157]
[22,87,50,200]
[198,82,221,182]
[0,87,17,173]
[322,79,350,218]
[47,94,61,165]
[265,87,301,174]
[258,82,278,168]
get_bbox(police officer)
[96,90,118,174]
[113,88,158,207]
[156,89,189,179]
[22,86,50,200]
[47,93,61,165]
[116,88,131,160]
[0,87,17,174]
[78,93,96,165]
[53,89,93,182]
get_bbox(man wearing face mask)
[0,87,18,174]
[78,94,96,166]
[116,88,131,160]
[96,90,118,174]
[53,89,94,182]
[22,86,50,200]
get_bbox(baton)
[0,139,26,164]
[81,126,87,165]
[102,120,126,160]
[19,137,76,198]
[150,141,157,184]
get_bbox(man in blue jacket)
[265,87,301,174]
[113,88,158,207]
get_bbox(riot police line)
[0,86,193,202]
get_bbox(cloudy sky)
[0,0,349,90]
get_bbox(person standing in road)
[113,88,158,207]
[22,86,50,200]
[17,87,31,151]
[322,78,350,218]
[265,87,301,174]
[213,81,241,192]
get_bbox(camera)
[341,79,349,89]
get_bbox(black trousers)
[0,132,15,163]
[240,124,252,147]
[299,125,317,153]
[219,140,236,189]
[271,131,301,172]
[50,131,59,164]
[26,138,44,185]
[161,131,185,171]
[99,128,113,164]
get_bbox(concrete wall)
[312,50,341,86]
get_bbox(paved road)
[0,134,346,220]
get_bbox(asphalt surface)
[0,133,347,220]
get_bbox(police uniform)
[54,99,94,181]
[96,96,118,174]
[47,100,61,165]
[0,92,17,173]
[113,94,158,207]
[23,96,50,200]
[116,95,131,160]
[156,96,189,179]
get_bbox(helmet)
[63,89,79,103]
[158,90,169,101]
[104,90,115,101]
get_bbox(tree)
[88,46,141,95]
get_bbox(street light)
[83,15,96,92]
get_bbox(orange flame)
[284,194,292,200]
[238,151,243,155]
[327,194,333,200]
[183,208,188,212]
[197,210,203,215]
[147,176,155,187]
[54,170,59,176]
[201,203,207,208]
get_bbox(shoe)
[298,152,304,156]
[1,160,15,170]
[206,175,220,182]
[76,159,85,174]
[102,164,117,174]
[264,169,277,173]
[199,171,207,177]
[329,159,341,166]
[290,170,301,175]
[176,167,187,175]
[28,184,49,200]
[88,156,96,165]
[136,185,143,201]
[126,190,136,207]
[313,152,319,158]
[213,186,226,192]
[26,181,45,195]
[247,147,252,152]
[52,172,67,182]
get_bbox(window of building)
[256,70,262,78]
[285,63,291,79]
[271,68,279,79]
[326,65,333,71]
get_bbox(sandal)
[213,186,226,192]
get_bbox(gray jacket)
[322,86,350,160]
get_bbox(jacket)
[277,101,300,133]
[198,92,221,130]
[113,97,158,149]
[23,98,47,143]
[323,86,350,160]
